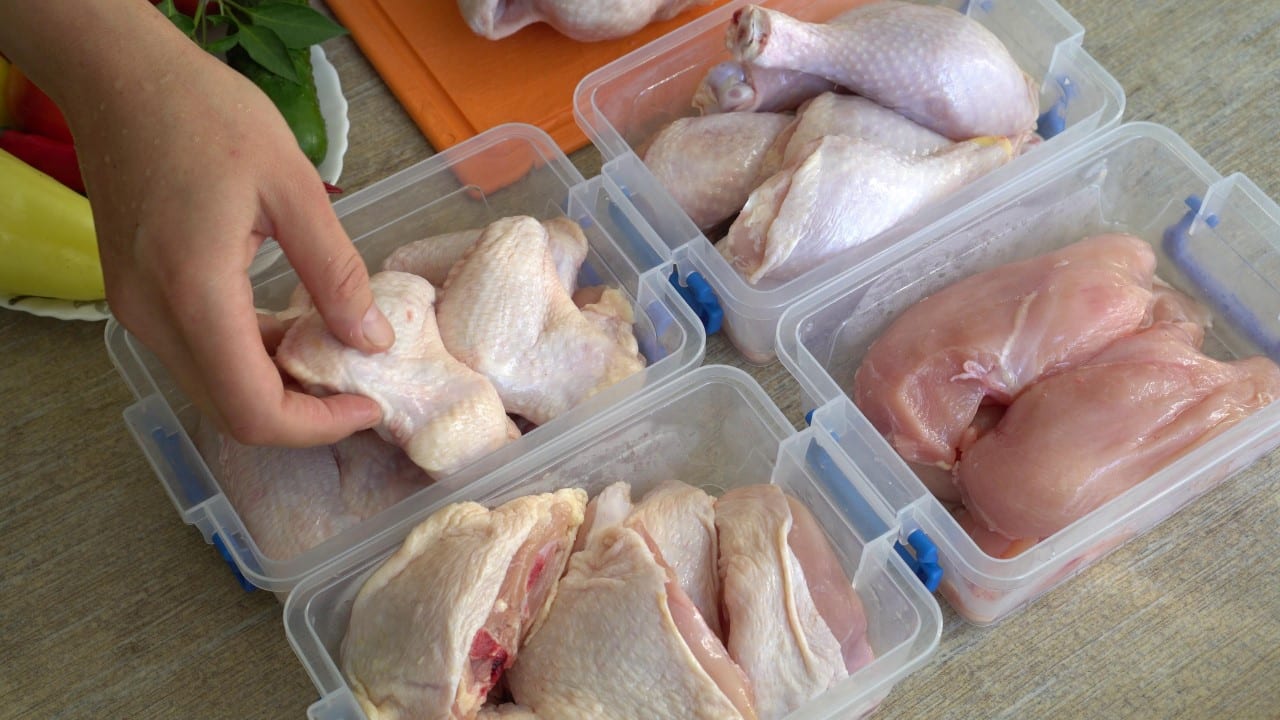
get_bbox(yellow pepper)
[0,56,9,127]
[0,147,104,300]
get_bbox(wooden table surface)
[3,2,1278,718]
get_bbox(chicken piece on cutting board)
[459,0,711,42]
[382,217,588,293]
[507,523,758,720]
[957,321,1280,540]
[726,1,1040,140]
[276,271,519,478]
[193,425,430,560]
[341,489,587,720]
[643,111,794,230]
[716,484,874,719]
[437,216,646,426]
[717,133,1015,284]
[854,234,1158,469]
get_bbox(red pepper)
[323,182,344,195]
[0,129,84,194]
[3,67,73,145]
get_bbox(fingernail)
[361,306,395,349]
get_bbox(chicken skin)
[459,0,711,42]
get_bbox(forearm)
[0,1,205,135]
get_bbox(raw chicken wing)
[383,217,588,293]
[957,322,1280,539]
[507,523,757,720]
[726,2,1040,139]
[716,484,873,719]
[341,489,587,720]
[854,234,1158,468]
[717,133,1014,284]
[459,0,711,42]
[276,271,519,477]
[643,111,793,230]
[437,216,646,425]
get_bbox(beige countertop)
[2,2,1278,718]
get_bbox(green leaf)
[236,23,299,82]
[204,32,240,55]
[243,2,347,48]
[167,11,197,36]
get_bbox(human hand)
[58,13,394,447]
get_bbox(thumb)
[269,175,395,353]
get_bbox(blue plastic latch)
[804,408,816,426]
[1164,195,1280,361]
[1036,75,1077,141]
[212,532,257,593]
[607,188,665,270]
[150,426,205,507]
[669,269,723,334]
[894,529,943,592]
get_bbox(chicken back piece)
[382,216,588,293]
[507,523,758,720]
[854,234,1158,469]
[194,424,430,560]
[276,271,519,477]
[716,485,874,720]
[437,216,646,426]
[693,60,838,114]
[643,111,794,230]
[459,0,710,41]
[958,322,1280,540]
[717,133,1014,284]
[727,2,1040,140]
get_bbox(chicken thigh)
[726,2,1039,139]
[437,216,646,425]
[716,485,873,719]
[769,92,953,168]
[382,217,588,293]
[341,489,586,720]
[643,111,793,230]
[276,271,519,477]
[957,322,1280,539]
[854,234,1158,468]
[717,133,1014,284]
[193,424,430,560]
[459,0,711,42]
[507,523,757,720]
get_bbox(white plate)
[2,45,349,322]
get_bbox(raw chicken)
[276,271,519,477]
[459,0,711,42]
[717,133,1014,284]
[382,217,589,293]
[642,111,794,230]
[341,489,587,720]
[193,424,430,560]
[507,523,758,720]
[477,706,540,719]
[768,93,953,168]
[574,480,723,636]
[693,60,839,114]
[957,322,1280,539]
[437,216,646,425]
[716,484,873,719]
[726,2,1040,139]
[854,234,1158,468]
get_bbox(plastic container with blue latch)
[776,121,1280,624]
[574,0,1127,363]
[285,365,945,720]
[103,123,707,596]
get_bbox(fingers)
[266,172,395,354]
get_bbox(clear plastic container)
[574,0,1126,363]
[777,122,1280,624]
[285,365,943,720]
[103,123,706,595]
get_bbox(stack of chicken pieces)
[340,480,876,720]
[195,216,646,561]
[642,1,1043,285]
[853,234,1280,557]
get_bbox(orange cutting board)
[326,0,735,193]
